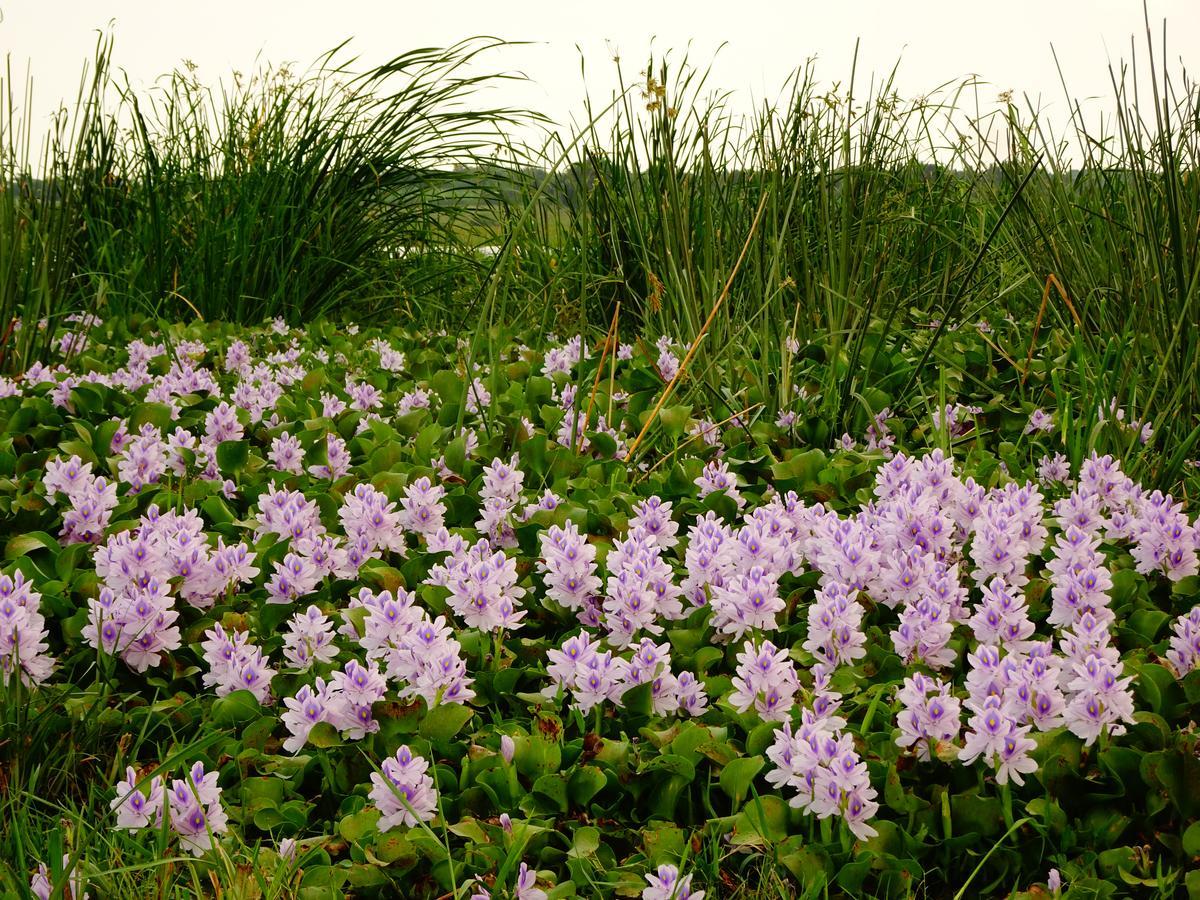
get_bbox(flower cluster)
[729,639,799,722]
[539,521,602,619]
[766,672,879,839]
[1167,606,1200,677]
[113,761,227,856]
[43,454,119,544]
[544,631,708,717]
[642,864,705,900]
[369,745,438,830]
[0,571,53,686]
[201,624,276,703]
[431,538,527,632]
[280,658,389,752]
[896,673,962,760]
[352,587,475,705]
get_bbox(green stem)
[1000,781,1015,837]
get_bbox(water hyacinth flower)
[513,863,548,900]
[0,572,54,686]
[30,855,88,900]
[1025,408,1054,434]
[1063,654,1136,745]
[167,761,229,855]
[340,483,405,555]
[803,581,866,670]
[281,659,391,747]
[82,581,181,674]
[435,538,528,632]
[269,431,305,474]
[308,432,351,480]
[1167,606,1200,678]
[603,524,685,647]
[538,521,601,614]
[278,837,298,863]
[711,560,783,638]
[370,745,438,830]
[958,695,1037,785]
[694,459,745,509]
[570,649,631,715]
[43,455,119,545]
[655,335,680,382]
[969,577,1034,649]
[642,864,705,900]
[282,605,340,670]
[729,639,799,722]
[469,860,547,900]
[895,674,962,760]
[400,476,447,536]
[200,623,276,704]
[1037,453,1071,485]
[112,766,165,830]
[281,678,338,753]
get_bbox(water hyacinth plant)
[0,314,1193,898]
[2,12,1200,896]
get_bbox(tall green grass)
[0,40,113,372]
[3,36,533,331]
[987,17,1200,487]
[496,49,1028,438]
[5,26,1198,488]
[490,30,1197,482]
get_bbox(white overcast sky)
[3,0,1199,146]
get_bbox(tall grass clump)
[985,18,1200,488]
[0,41,114,373]
[77,37,530,323]
[495,48,1030,441]
[486,28,1198,486]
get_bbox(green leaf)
[659,404,692,439]
[568,825,601,858]
[374,830,416,865]
[531,773,569,813]
[419,703,474,742]
[241,777,286,805]
[622,681,654,716]
[719,755,765,805]
[5,531,59,560]
[729,794,790,844]
[338,808,381,843]
[210,690,262,727]
[129,402,175,432]
[306,721,343,749]
[1183,820,1200,856]
[639,754,696,781]
[745,721,781,758]
[568,765,608,808]
[216,439,250,473]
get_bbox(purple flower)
[369,745,438,830]
[710,564,783,639]
[1167,606,1200,678]
[538,522,601,614]
[111,766,164,830]
[729,639,798,722]
[282,679,335,753]
[515,862,547,900]
[694,459,744,509]
[1024,408,1054,434]
[896,674,961,760]
[804,581,866,669]
[642,864,705,900]
[167,761,228,855]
